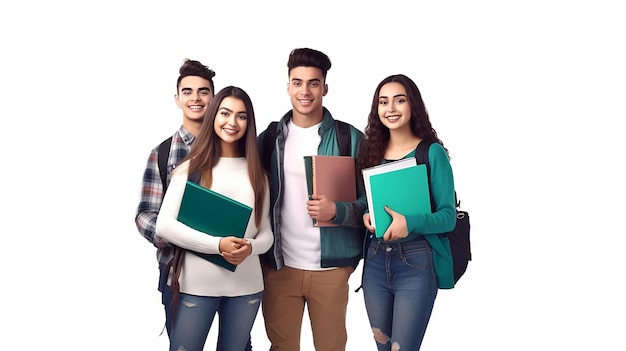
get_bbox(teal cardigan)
[391,142,457,288]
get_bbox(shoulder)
[428,142,446,154]
[428,142,448,159]
[152,129,181,151]
[427,143,451,170]
[333,118,364,138]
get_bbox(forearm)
[155,171,222,255]
[135,212,158,246]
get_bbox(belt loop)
[371,238,382,253]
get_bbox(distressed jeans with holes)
[168,291,262,351]
[362,238,438,351]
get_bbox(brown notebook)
[303,155,357,227]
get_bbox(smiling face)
[175,75,213,122]
[378,82,412,132]
[287,66,328,126]
[213,96,248,155]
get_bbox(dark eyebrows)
[379,93,408,99]
[219,106,248,116]
[180,87,211,92]
[291,78,321,83]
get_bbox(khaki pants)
[262,265,352,351]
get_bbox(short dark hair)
[287,48,332,80]
[176,59,216,94]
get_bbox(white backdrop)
[1,1,625,350]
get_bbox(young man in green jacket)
[257,47,366,350]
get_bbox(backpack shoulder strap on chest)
[334,120,351,156]
[158,136,173,195]
[414,140,434,167]
[261,121,279,171]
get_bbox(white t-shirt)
[156,157,273,296]
[280,121,329,270]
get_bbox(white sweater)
[156,158,273,297]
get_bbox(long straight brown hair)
[179,85,267,226]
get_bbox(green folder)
[367,163,431,237]
[177,181,252,271]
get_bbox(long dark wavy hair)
[179,86,266,226]
[356,74,448,174]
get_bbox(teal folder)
[363,161,431,237]
[177,181,253,271]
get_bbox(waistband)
[369,236,426,253]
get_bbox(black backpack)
[415,140,471,284]
[261,120,352,171]
[158,136,173,193]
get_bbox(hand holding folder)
[362,159,431,237]
[177,181,253,271]
[303,155,357,227]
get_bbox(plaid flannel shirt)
[135,126,194,268]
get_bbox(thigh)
[307,268,351,350]
[262,266,306,349]
[217,292,263,351]
[362,243,395,348]
[169,293,218,351]
[390,241,438,350]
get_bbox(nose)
[226,115,237,126]
[387,102,396,112]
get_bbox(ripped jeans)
[362,238,438,351]
[168,291,262,351]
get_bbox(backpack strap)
[261,121,279,171]
[158,136,173,195]
[415,140,459,209]
[335,120,351,156]
[414,140,433,168]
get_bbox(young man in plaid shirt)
[135,58,216,336]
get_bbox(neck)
[291,109,323,128]
[388,128,421,149]
[221,141,242,158]
[182,118,203,137]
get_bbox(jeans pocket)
[402,244,431,269]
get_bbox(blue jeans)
[160,264,254,351]
[168,291,261,351]
[362,238,438,351]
